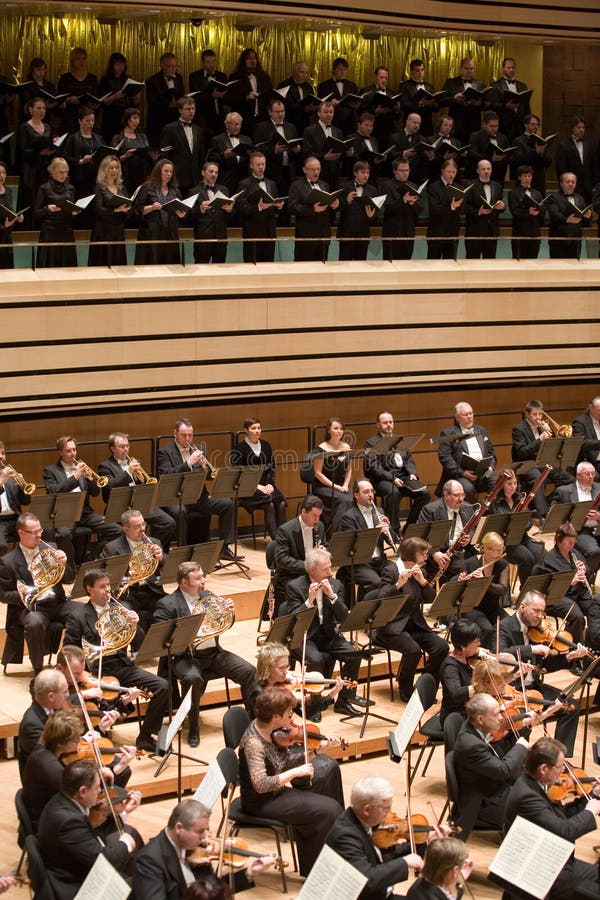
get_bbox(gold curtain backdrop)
[1,11,505,99]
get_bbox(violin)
[372,812,461,848]
[60,735,118,766]
[187,836,286,870]
[79,674,152,702]
[271,723,349,752]
[89,785,129,827]
[547,768,600,804]
[278,672,358,695]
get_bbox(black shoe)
[310,711,322,723]
[136,735,156,753]
[351,696,374,709]
[334,700,362,718]
[570,661,584,676]
[188,732,199,748]
[221,546,245,561]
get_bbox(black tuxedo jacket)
[467,128,511,177]
[158,120,205,195]
[572,412,600,467]
[317,77,360,134]
[18,700,48,775]
[302,121,345,188]
[417,497,475,553]
[389,129,428,181]
[273,517,326,580]
[145,71,185,146]
[364,432,418,483]
[43,460,98,513]
[498,609,574,680]
[189,181,232,238]
[486,77,530,139]
[326,806,410,900]
[226,72,273,129]
[555,482,600,504]
[336,181,378,238]
[153,587,206,663]
[508,185,544,236]
[380,177,422,237]
[555,137,597,200]
[253,118,300,186]
[97,454,141,504]
[464,178,504,234]
[288,177,332,239]
[398,78,439,134]
[277,77,317,133]
[206,132,253,194]
[336,503,391,555]
[0,479,30,513]
[156,440,210,503]
[237,174,280,236]
[441,75,487,141]
[426,178,463,238]
[511,417,544,460]
[547,190,590,238]
[280,573,347,640]
[189,67,227,135]
[436,424,496,482]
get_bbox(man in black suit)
[38,759,136,900]
[417,481,477,580]
[505,737,600,900]
[426,158,465,260]
[288,156,339,262]
[436,402,496,500]
[572,396,600,476]
[398,58,440,139]
[326,775,424,898]
[43,434,123,566]
[154,561,255,747]
[0,440,31,555]
[189,160,234,264]
[508,164,545,259]
[486,57,531,143]
[132,798,270,898]
[159,95,205,198]
[554,462,600,578]
[253,97,302,202]
[547,171,592,258]
[336,161,378,260]
[555,116,596,202]
[145,52,185,148]
[97,431,175,552]
[0,512,74,671]
[425,114,468,178]
[452,692,530,839]
[18,668,69,776]
[464,158,505,258]
[442,58,487,145]
[206,111,252,195]
[345,112,383,180]
[277,61,318,136]
[156,417,236,558]
[467,111,512,183]
[497,590,582,755]
[189,48,227,141]
[360,66,399,146]
[514,114,552,193]
[273,494,325,596]
[364,410,430,530]
[302,100,349,190]
[380,159,422,260]
[65,568,168,751]
[511,399,574,520]
[279,548,363,717]
[388,111,430,183]
[238,150,283,263]
[317,57,361,136]
[335,480,398,594]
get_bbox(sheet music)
[296,845,367,900]
[193,757,226,809]
[489,815,574,899]
[164,686,193,750]
[74,854,131,900]
[392,690,424,759]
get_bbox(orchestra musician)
[439,620,483,725]
[406,837,473,900]
[553,462,600,581]
[272,495,326,605]
[487,467,544,587]
[417,480,477,580]
[456,531,510,649]
[310,417,353,533]
[18,668,70,776]
[97,432,176,552]
[230,418,287,541]
[504,737,600,900]
[132,798,274,898]
[0,512,74,672]
[435,402,497,502]
[536,523,592,648]
[64,568,169,753]
[153,561,256,748]
[572,396,600,477]
[0,440,32,556]
[238,686,343,877]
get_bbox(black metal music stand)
[403,520,452,554]
[29,492,85,533]
[154,472,207,546]
[427,577,492,622]
[536,435,583,481]
[135,613,208,794]
[329,528,379,607]
[103,484,158,522]
[339,594,409,737]
[210,466,263,579]
[540,501,594,536]
[264,607,316,656]
[69,554,130,599]
[472,511,531,547]
[517,571,577,607]
[159,541,223,586]
[559,655,600,768]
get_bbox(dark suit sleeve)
[43,464,80,495]
[512,422,540,460]
[156,445,188,475]
[437,429,462,477]
[326,814,409,895]
[509,779,596,842]
[0,555,23,606]
[64,605,86,648]
[283,576,310,614]
[274,524,308,578]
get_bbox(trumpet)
[126,456,157,485]
[0,461,36,495]
[191,444,219,478]
[75,459,109,488]
[540,412,573,438]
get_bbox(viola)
[187,836,286,870]
[372,812,462,848]
[271,723,349,752]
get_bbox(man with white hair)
[554,461,600,579]
[435,401,496,501]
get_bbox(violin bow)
[404,758,416,856]
[482,657,520,740]
[300,630,310,776]
[495,616,500,662]
[516,649,529,719]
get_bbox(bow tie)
[505,79,515,85]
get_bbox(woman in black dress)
[134,158,185,265]
[312,416,354,533]
[56,47,99,134]
[487,467,543,587]
[17,97,55,225]
[20,58,56,122]
[99,52,141,144]
[34,156,79,268]
[111,107,153,195]
[0,162,24,268]
[439,619,481,724]
[88,155,131,267]
[231,418,287,540]
[457,531,510,649]
[62,106,103,204]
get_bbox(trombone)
[541,412,573,438]
[126,456,157,484]
[75,459,109,488]
[0,461,36,495]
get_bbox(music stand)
[190,541,222,573]
[29,492,85,532]
[472,511,531,547]
[329,528,380,607]
[159,541,224,586]
[69,555,130,599]
[540,501,594,535]
[427,577,493,621]
[154,472,207,546]
[209,466,262,578]
[517,571,576,606]
[536,436,583,480]
[403,521,452,554]
[135,613,208,789]
[559,655,600,768]
[264,607,316,654]
[103,484,157,523]
[339,594,409,736]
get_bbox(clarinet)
[371,501,398,554]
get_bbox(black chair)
[15,788,33,878]
[443,711,465,753]
[25,833,57,900]
[222,706,251,749]
[408,673,444,784]
[216,747,297,892]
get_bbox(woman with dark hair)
[57,47,99,133]
[62,106,103,202]
[17,96,55,223]
[487,467,543,587]
[35,156,80,267]
[238,686,342,877]
[231,419,287,540]
[99,52,141,144]
[439,619,482,724]
[88,155,130,267]
[111,107,153,194]
[311,417,353,532]
[406,837,472,899]
[21,58,56,120]
[0,161,24,267]
[134,158,186,265]
[227,48,272,135]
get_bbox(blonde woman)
[34,157,79,267]
[89,155,130,267]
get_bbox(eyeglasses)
[20,529,43,536]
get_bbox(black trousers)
[375,619,449,696]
